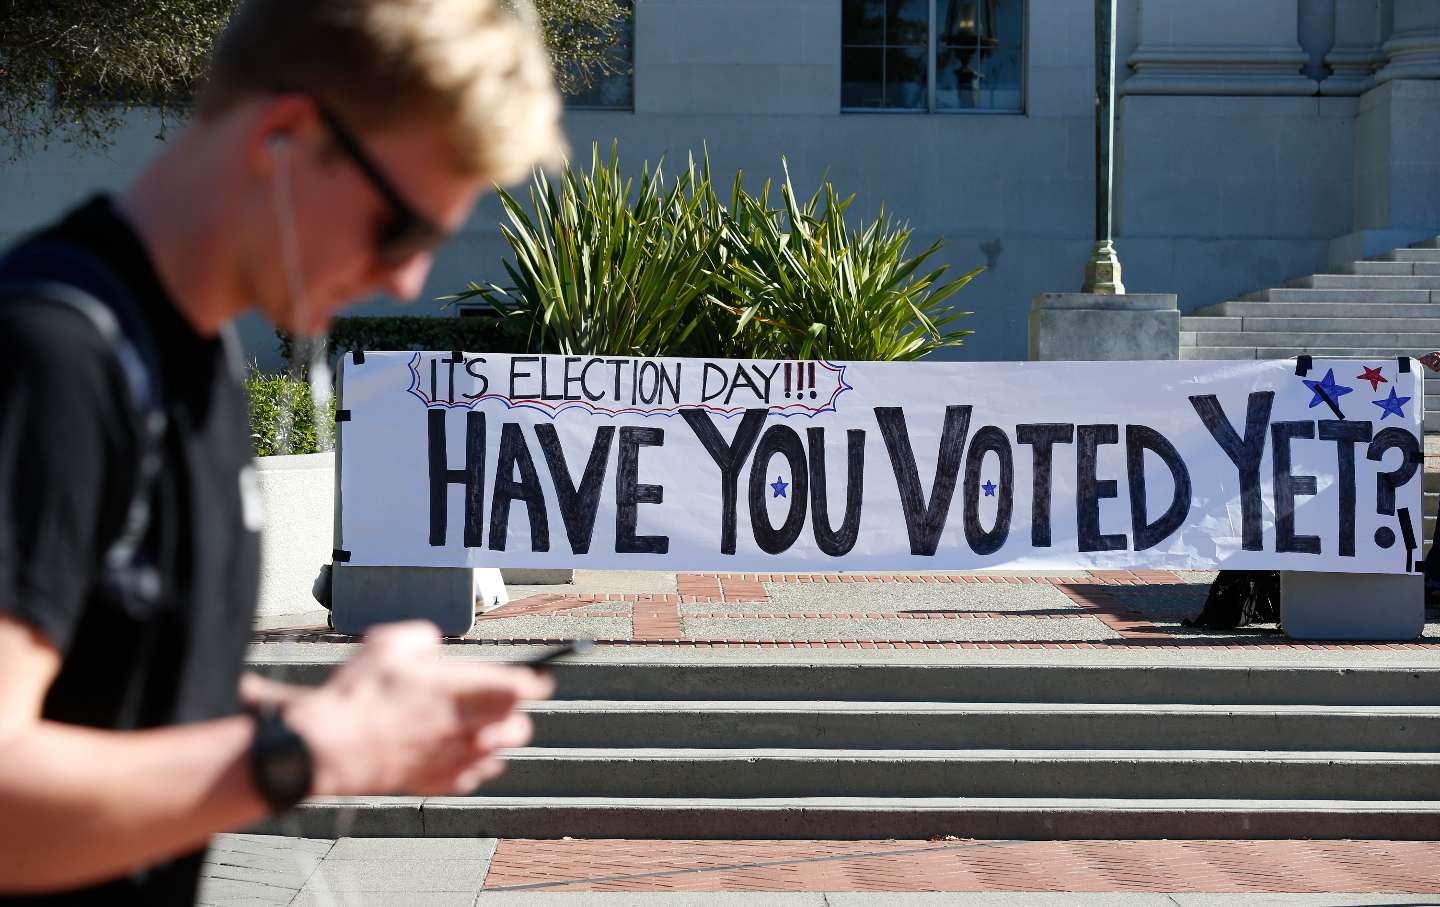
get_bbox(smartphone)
[524,638,595,668]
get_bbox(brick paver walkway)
[254,569,1440,651]
[480,838,1440,893]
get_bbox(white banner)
[337,353,1424,574]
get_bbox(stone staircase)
[252,659,1440,840]
[1180,235,1440,550]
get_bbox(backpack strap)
[0,241,168,591]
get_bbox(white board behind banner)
[337,353,1424,575]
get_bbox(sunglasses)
[311,100,449,267]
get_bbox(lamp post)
[1082,0,1125,294]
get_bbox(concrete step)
[247,661,1440,706]
[1178,346,1261,359]
[1343,261,1440,276]
[1291,274,1440,290]
[1193,301,1440,318]
[1179,316,1242,332]
[1180,317,1440,334]
[528,701,1440,752]
[269,796,1440,840]
[1246,288,1436,303]
[1180,345,1429,359]
[1380,249,1440,263]
[1181,331,1440,348]
[478,747,1440,799]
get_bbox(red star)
[1357,365,1387,392]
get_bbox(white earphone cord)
[269,138,333,453]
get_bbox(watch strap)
[249,703,314,814]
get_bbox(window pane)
[974,44,1024,110]
[885,46,927,109]
[938,0,992,49]
[842,0,885,45]
[842,47,886,108]
[936,0,1024,111]
[886,0,929,47]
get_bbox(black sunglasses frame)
[310,100,448,266]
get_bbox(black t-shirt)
[0,197,261,905]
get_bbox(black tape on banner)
[1398,356,1411,374]
[335,409,352,422]
[352,349,366,365]
[332,548,352,563]
[449,351,464,363]
[1295,355,1312,376]
[1398,506,1418,573]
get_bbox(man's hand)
[283,621,552,797]
[1420,351,1440,373]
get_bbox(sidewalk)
[199,833,1440,905]
[230,571,1440,905]
[252,568,1440,668]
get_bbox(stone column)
[1125,0,1318,95]
[1322,0,1384,95]
[1375,0,1440,83]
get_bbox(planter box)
[253,452,335,619]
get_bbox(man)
[0,0,565,901]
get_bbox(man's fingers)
[363,621,442,658]
[475,711,534,754]
[451,757,507,794]
[442,663,555,708]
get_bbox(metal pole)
[1082,0,1126,294]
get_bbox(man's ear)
[267,133,292,170]
[245,94,314,177]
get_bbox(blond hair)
[198,0,565,183]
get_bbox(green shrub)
[451,143,979,360]
[447,143,720,356]
[276,313,529,366]
[245,370,335,457]
[706,161,978,361]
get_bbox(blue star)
[1302,368,1353,410]
[1372,386,1411,420]
[982,480,997,497]
[770,476,788,498]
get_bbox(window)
[564,0,635,110]
[842,0,1025,112]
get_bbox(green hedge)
[245,371,335,457]
[277,314,528,366]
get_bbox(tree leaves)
[0,0,628,158]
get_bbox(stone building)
[1,0,1436,371]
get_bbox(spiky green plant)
[707,160,978,361]
[455,144,980,360]
[449,143,718,355]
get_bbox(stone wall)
[1,0,1436,366]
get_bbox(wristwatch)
[249,703,314,813]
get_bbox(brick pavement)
[479,838,1440,894]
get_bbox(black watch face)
[265,747,309,796]
[256,711,312,808]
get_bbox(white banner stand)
[1280,572,1423,640]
